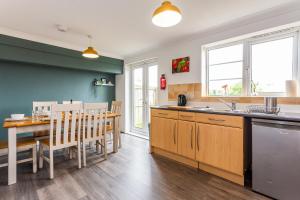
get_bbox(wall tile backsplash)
[168,83,201,101]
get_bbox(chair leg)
[96,140,100,154]
[69,148,73,159]
[32,145,37,173]
[63,148,68,160]
[100,139,104,154]
[49,149,54,179]
[118,132,122,148]
[77,143,81,169]
[103,135,107,159]
[39,144,44,169]
[83,141,86,167]
[89,141,93,149]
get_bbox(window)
[208,44,243,96]
[205,28,299,97]
[251,37,294,95]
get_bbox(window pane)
[209,79,242,96]
[251,37,293,94]
[209,44,243,65]
[133,68,143,129]
[209,62,243,80]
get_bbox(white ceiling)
[0,0,298,59]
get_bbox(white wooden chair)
[0,137,37,173]
[82,103,108,167]
[106,101,122,148]
[39,104,82,179]
[33,101,58,116]
[32,101,58,139]
[62,101,82,104]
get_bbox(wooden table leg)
[8,127,17,185]
[117,116,121,148]
[113,116,118,153]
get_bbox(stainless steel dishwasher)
[252,118,300,200]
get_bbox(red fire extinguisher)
[160,74,166,90]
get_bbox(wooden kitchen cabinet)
[195,122,243,176]
[150,108,244,185]
[151,116,164,149]
[162,118,178,154]
[151,116,178,154]
[177,120,196,160]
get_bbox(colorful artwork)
[172,57,190,73]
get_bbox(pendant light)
[152,1,182,27]
[82,35,99,59]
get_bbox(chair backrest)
[33,101,58,116]
[83,103,108,142]
[49,104,82,148]
[111,101,122,114]
[62,100,82,105]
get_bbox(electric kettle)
[177,94,187,106]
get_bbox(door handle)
[191,126,193,149]
[173,123,176,144]
[196,126,200,151]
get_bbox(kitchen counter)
[151,105,300,122]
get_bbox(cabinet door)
[178,121,196,159]
[162,119,178,154]
[195,123,243,175]
[150,117,164,148]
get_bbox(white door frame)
[130,62,158,136]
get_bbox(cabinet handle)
[158,113,168,115]
[173,123,176,144]
[208,118,225,122]
[196,126,200,151]
[190,126,193,149]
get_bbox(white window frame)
[204,27,300,97]
[205,41,244,96]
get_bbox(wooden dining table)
[2,112,120,185]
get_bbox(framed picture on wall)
[172,56,190,73]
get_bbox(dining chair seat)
[40,137,78,148]
[0,137,37,150]
[0,137,37,173]
[33,130,50,138]
[105,125,113,132]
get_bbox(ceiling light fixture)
[82,35,99,59]
[152,1,182,28]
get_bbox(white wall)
[124,2,300,105]
[117,2,300,132]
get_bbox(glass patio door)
[131,63,158,137]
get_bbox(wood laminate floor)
[0,134,270,200]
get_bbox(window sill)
[197,96,300,105]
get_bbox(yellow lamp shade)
[152,1,182,27]
[82,47,99,59]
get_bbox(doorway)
[131,63,158,138]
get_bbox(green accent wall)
[0,34,124,73]
[0,61,116,139]
[0,35,123,139]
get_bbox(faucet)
[218,98,237,111]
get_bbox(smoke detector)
[56,24,69,32]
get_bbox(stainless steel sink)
[213,109,245,113]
